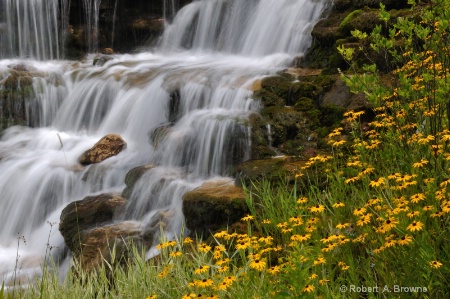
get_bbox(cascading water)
[0,0,68,60]
[0,0,328,285]
[82,0,102,53]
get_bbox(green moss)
[339,9,364,32]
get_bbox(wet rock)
[182,179,248,238]
[148,122,174,149]
[79,134,127,165]
[59,193,127,255]
[93,54,114,66]
[122,164,157,198]
[0,68,39,129]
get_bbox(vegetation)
[2,0,450,298]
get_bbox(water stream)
[0,0,328,284]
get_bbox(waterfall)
[0,0,68,60]
[0,0,328,285]
[82,0,102,53]
[160,0,325,56]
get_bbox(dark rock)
[122,164,157,199]
[321,77,371,112]
[182,179,248,238]
[93,54,114,66]
[148,122,174,149]
[59,193,127,254]
[79,134,127,165]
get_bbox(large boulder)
[182,179,248,238]
[79,134,127,165]
[321,77,371,112]
[59,192,158,274]
[59,193,127,254]
[76,221,143,273]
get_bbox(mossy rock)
[339,9,382,36]
[247,113,276,160]
[261,106,316,148]
[235,157,307,187]
[182,179,248,238]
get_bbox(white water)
[82,0,102,53]
[0,0,328,284]
[0,0,68,60]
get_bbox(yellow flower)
[413,159,429,168]
[384,239,396,248]
[297,197,308,204]
[313,257,326,265]
[291,234,311,242]
[321,244,336,252]
[309,204,325,213]
[181,294,196,299]
[379,217,399,233]
[216,258,230,266]
[423,205,433,211]
[429,261,443,269]
[369,177,386,188]
[309,273,318,280]
[357,214,372,227]
[410,193,425,203]
[216,280,232,291]
[241,214,254,221]
[267,265,281,275]
[319,279,330,285]
[183,237,194,244]
[250,259,266,271]
[353,207,367,216]
[194,265,210,274]
[235,241,250,250]
[407,221,424,232]
[289,216,303,226]
[332,139,346,147]
[218,265,229,273]
[305,224,317,232]
[407,211,420,218]
[213,231,228,238]
[336,223,351,229]
[198,243,212,253]
[397,235,413,246]
[262,219,271,224]
[146,295,157,299]
[332,201,345,208]
[195,279,214,288]
[303,285,315,293]
[169,251,182,258]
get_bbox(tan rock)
[79,134,127,165]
